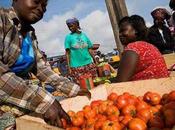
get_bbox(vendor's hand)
[77,88,91,99]
[43,100,71,128]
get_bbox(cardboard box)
[163,53,175,68]
[17,77,175,130]
[16,115,64,130]
[163,53,175,76]
[60,76,175,112]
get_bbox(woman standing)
[65,18,97,84]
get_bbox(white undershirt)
[158,28,166,43]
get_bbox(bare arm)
[65,49,71,73]
[115,50,139,82]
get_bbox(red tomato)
[123,92,131,98]
[98,100,114,114]
[96,114,107,122]
[135,100,149,111]
[83,105,96,119]
[128,95,138,105]
[148,115,164,128]
[120,115,133,126]
[143,92,161,105]
[108,115,119,121]
[128,118,147,130]
[94,120,103,130]
[83,105,92,112]
[66,127,81,130]
[148,127,161,130]
[83,125,94,130]
[136,108,151,123]
[68,110,76,117]
[162,101,175,112]
[95,115,107,130]
[121,104,136,117]
[84,109,96,119]
[161,93,169,105]
[84,118,95,130]
[86,118,96,125]
[90,100,102,108]
[137,96,144,101]
[163,108,175,128]
[167,90,175,102]
[107,92,118,102]
[149,106,160,117]
[105,100,114,106]
[98,103,108,114]
[102,120,121,130]
[76,111,84,117]
[116,95,128,110]
[162,128,172,130]
[155,105,162,110]
[106,105,120,117]
[72,114,85,127]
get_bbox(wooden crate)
[16,77,175,129]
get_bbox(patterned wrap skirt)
[70,63,97,84]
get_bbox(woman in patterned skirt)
[65,17,97,84]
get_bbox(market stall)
[16,76,175,130]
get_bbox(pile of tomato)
[63,91,175,130]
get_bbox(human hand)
[43,100,71,128]
[77,88,91,99]
[5,124,16,130]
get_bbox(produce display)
[97,63,111,77]
[93,73,117,86]
[62,91,175,130]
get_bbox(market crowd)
[0,0,175,129]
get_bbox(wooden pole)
[105,0,128,53]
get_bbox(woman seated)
[113,15,169,83]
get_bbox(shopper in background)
[58,57,68,76]
[65,17,97,84]
[147,8,175,54]
[168,0,175,38]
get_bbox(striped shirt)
[0,7,80,114]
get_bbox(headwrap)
[151,8,171,20]
[66,17,79,24]
[169,0,175,9]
